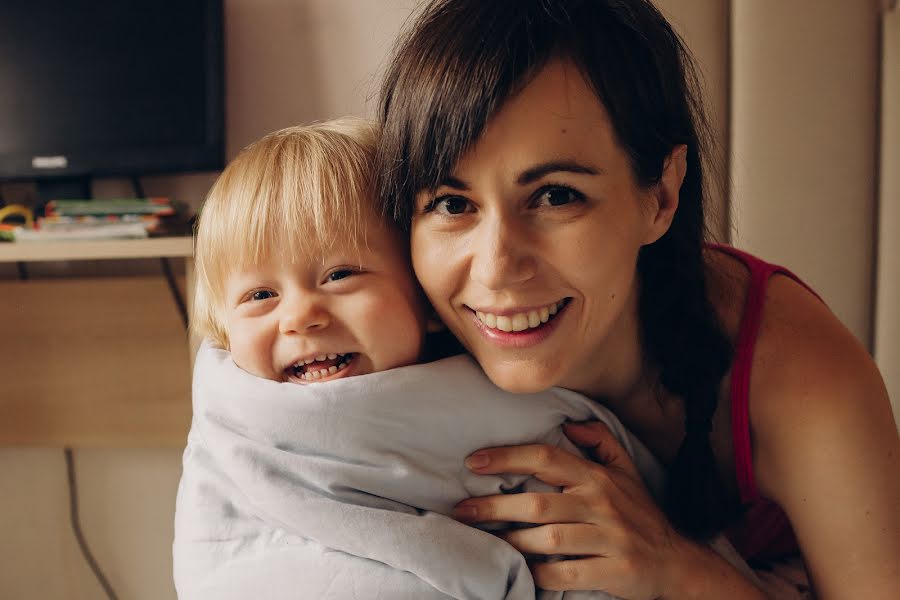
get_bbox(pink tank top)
[708,244,820,562]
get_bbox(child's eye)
[533,185,585,208]
[326,268,357,282]
[423,195,473,215]
[250,290,276,301]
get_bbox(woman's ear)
[643,144,687,245]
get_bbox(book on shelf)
[1,197,193,242]
[13,222,149,242]
[44,198,176,217]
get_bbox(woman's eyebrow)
[438,160,603,191]
[516,160,604,185]
[438,175,470,190]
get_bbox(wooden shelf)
[0,236,192,263]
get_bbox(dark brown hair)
[377,0,738,540]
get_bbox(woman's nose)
[470,215,537,290]
[278,295,331,334]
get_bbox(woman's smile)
[465,298,571,347]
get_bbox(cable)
[130,175,189,329]
[161,255,190,329]
[64,448,120,600]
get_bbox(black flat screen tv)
[0,0,224,198]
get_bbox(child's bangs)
[199,122,377,285]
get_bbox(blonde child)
[190,118,429,384]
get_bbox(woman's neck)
[561,282,686,464]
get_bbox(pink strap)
[706,245,820,502]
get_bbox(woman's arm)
[750,275,900,598]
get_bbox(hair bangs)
[377,1,574,227]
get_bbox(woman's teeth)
[475,300,566,332]
[291,353,354,381]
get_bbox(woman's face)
[411,59,679,395]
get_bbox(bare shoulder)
[748,272,894,496]
[748,270,900,594]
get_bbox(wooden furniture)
[0,237,194,447]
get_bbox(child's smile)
[285,352,356,383]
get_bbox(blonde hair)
[192,117,380,348]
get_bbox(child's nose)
[278,297,331,334]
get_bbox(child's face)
[223,216,427,383]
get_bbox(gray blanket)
[174,344,687,599]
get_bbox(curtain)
[661,0,897,424]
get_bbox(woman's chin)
[481,362,557,395]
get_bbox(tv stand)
[0,236,194,447]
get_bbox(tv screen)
[0,0,224,184]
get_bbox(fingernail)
[452,505,477,521]
[465,452,490,469]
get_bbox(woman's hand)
[452,422,760,600]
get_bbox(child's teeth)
[328,365,337,374]
[315,354,326,361]
[327,353,337,360]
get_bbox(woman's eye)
[426,195,472,215]
[250,290,276,301]
[535,186,584,207]
[327,269,356,282]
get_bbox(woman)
[376,0,900,598]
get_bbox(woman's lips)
[467,299,570,348]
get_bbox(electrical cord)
[162,255,190,328]
[130,175,190,329]
[64,448,120,600]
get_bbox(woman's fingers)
[530,556,610,592]
[499,523,608,556]
[452,491,595,525]
[563,421,641,480]
[464,443,596,487]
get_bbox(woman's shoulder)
[708,252,896,496]
[724,253,899,593]
[704,245,893,488]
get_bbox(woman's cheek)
[410,228,455,305]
